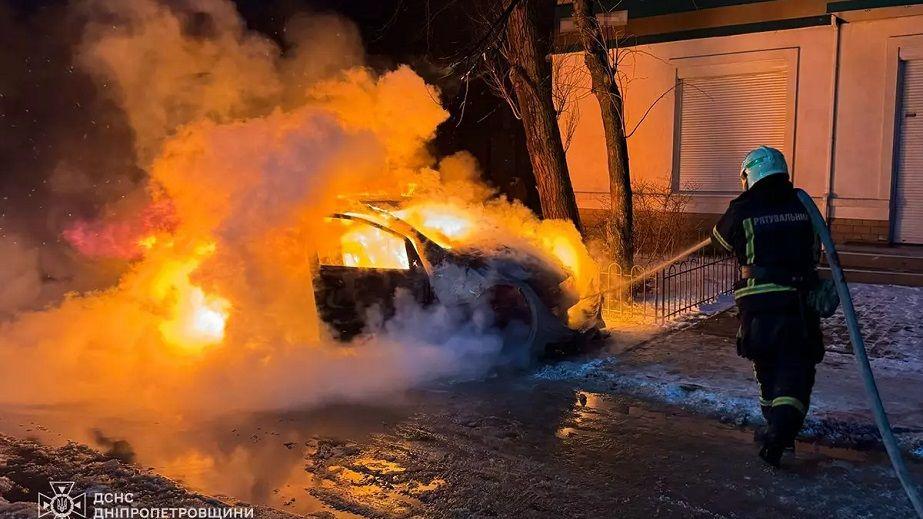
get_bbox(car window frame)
[319,214,426,273]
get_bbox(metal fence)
[600,247,739,325]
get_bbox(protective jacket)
[712,175,819,310]
[711,175,825,453]
[711,175,823,362]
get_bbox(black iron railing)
[600,247,739,324]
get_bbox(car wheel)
[485,284,539,356]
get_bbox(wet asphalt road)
[2,362,922,518]
[295,375,921,518]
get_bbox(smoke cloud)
[0,236,43,317]
[0,0,594,417]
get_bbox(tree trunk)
[505,0,583,232]
[571,0,634,270]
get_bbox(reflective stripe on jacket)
[710,175,819,309]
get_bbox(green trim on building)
[556,0,777,19]
[556,15,833,53]
[827,0,923,13]
[556,0,923,19]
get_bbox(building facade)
[556,0,923,245]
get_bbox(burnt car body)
[312,206,601,356]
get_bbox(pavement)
[1,283,921,517]
[2,378,921,518]
[565,284,923,457]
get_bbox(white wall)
[559,24,836,214]
[832,14,923,221]
[563,13,923,224]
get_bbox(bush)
[586,180,695,268]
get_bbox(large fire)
[152,242,230,352]
[0,0,599,413]
[338,219,411,270]
[396,200,599,327]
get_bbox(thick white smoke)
[0,0,526,416]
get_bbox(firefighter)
[711,145,824,467]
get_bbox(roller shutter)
[677,70,790,192]
[894,59,923,244]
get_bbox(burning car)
[312,204,603,356]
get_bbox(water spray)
[796,189,923,518]
[580,237,712,302]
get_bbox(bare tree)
[471,0,583,231]
[551,52,588,152]
[571,0,633,270]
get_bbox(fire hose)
[584,194,922,515]
[796,189,923,518]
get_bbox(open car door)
[313,215,433,341]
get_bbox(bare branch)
[625,83,676,139]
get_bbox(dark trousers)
[754,358,816,447]
[739,305,823,449]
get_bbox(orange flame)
[141,239,230,353]
[340,221,409,270]
[0,44,600,412]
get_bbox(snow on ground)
[539,283,923,457]
[0,435,302,519]
[824,283,923,369]
[534,356,761,425]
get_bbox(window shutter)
[677,70,790,192]
[894,59,923,244]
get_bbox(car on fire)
[311,203,603,357]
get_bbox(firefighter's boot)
[759,442,784,468]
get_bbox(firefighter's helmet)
[740,146,788,190]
